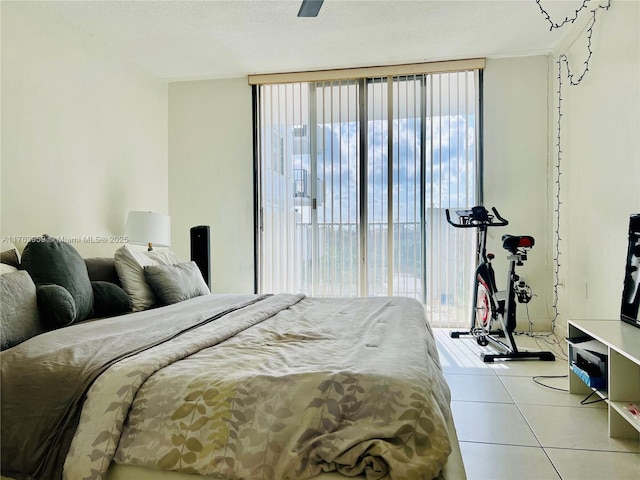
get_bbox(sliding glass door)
[256,69,479,326]
[257,81,361,297]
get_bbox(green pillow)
[36,284,76,328]
[91,281,132,318]
[21,236,93,323]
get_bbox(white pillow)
[114,245,182,311]
[0,264,18,275]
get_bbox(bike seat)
[502,234,534,253]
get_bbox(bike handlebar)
[445,209,457,226]
[445,206,509,228]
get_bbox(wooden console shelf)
[568,319,640,440]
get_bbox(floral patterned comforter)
[49,295,450,480]
[1,292,270,480]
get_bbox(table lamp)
[125,211,170,251]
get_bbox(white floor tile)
[436,328,568,376]
[436,327,640,479]
[459,442,561,480]
[446,373,514,403]
[545,448,640,480]
[519,404,640,453]
[500,375,607,409]
[436,331,496,376]
[451,400,539,446]
[487,354,568,377]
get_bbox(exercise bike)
[446,206,555,363]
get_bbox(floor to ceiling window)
[252,60,483,327]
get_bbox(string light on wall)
[536,0,596,30]
[535,0,611,330]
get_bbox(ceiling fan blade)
[297,0,324,17]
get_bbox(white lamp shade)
[125,211,171,248]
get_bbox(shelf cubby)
[568,319,640,440]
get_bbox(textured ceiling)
[25,0,582,81]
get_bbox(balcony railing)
[263,215,475,327]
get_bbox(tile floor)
[434,329,640,480]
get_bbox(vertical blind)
[255,65,480,327]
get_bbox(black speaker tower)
[190,225,210,289]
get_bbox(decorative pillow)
[114,245,182,311]
[36,284,77,328]
[144,261,210,306]
[91,281,132,318]
[0,248,20,268]
[0,271,45,350]
[21,235,94,323]
[0,264,18,275]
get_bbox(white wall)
[1,2,168,257]
[483,56,552,331]
[554,1,640,326]
[168,79,254,293]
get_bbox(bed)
[0,241,465,480]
